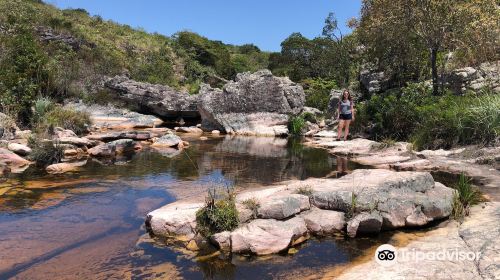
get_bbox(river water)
[0,135,394,279]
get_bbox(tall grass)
[451,173,482,221]
[288,115,306,135]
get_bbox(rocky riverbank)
[146,169,454,255]
[305,136,500,201]
[326,202,500,280]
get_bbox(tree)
[358,0,499,95]
[407,0,463,95]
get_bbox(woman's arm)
[337,102,341,119]
[351,102,355,121]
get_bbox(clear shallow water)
[0,135,379,279]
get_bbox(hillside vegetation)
[0,0,498,149]
[0,0,268,124]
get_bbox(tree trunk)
[430,48,439,96]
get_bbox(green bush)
[41,107,91,135]
[356,84,499,149]
[302,78,338,112]
[28,137,64,166]
[196,186,239,237]
[288,115,306,135]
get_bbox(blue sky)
[48,0,361,52]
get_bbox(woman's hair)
[342,89,352,101]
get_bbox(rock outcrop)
[66,102,164,130]
[104,75,199,119]
[445,60,500,94]
[146,169,454,255]
[334,202,500,280]
[359,67,388,94]
[198,70,305,136]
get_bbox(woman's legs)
[337,120,345,140]
[343,120,351,140]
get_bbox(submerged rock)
[151,133,182,148]
[88,139,140,157]
[198,70,305,136]
[46,161,87,174]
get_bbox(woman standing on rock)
[337,89,355,141]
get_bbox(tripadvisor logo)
[374,243,482,267]
[375,244,397,266]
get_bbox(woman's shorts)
[339,113,352,120]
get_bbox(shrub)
[356,84,499,150]
[196,186,239,237]
[28,137,64,166]
[451,173,482,221]
[32,97,54,125]
[42,107,91,135]
[288,115,306,136]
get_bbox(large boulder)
[310,169,454,230]
[146,202,203,241]
[327,89,343,117]
[301,208,345,236]
[104,75,199,119]
[198,70,305,136]
[230,217,308,255]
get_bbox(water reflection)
[0,136,366,279]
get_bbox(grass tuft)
[451,173,482,221]
[196,185,239,237]
[241,198,260,219]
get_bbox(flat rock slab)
[86,131,156,142]
[7,143,31,156]
[313,130,338,138]
[230,217,308,255]
[46,161,87,174]
[335,202,500,280]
